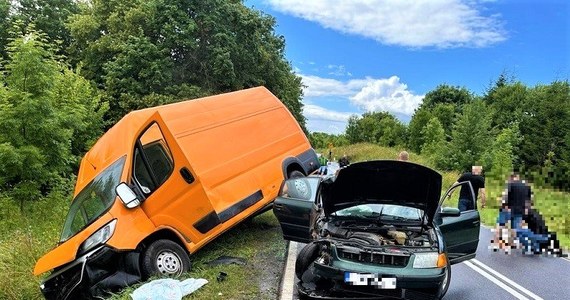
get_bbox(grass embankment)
[0,189,286,300]
[326,143,570,250]
[111,211,286,300]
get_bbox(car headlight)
[80,219,117,254]
[413,252,447,268]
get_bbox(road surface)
[281,227,570,299]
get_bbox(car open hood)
[321,160,442,224]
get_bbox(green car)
[273,160,480,300]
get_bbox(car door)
[436,181,480,264]
[273,177,320,243]
[135,112,219,244]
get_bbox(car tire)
[288,170,305,179]
[295,242,320,280]
[438,261,452,299]
[141,239,191,280]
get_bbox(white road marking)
[464,260,530,300]
[470,259,544,300]
[279,241,298,300]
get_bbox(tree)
[68,0,305,128]
[10,0,79,56]
[431,103,455,140]
[420,117,446,165]
[308,132,349,150]
[483,126,519,182]
[0,27,106,210]
[484,81,527,130]
[407,108,433,152]
[421,84,472,110]
[344,112,406,147]
[444,101,492,171]
[0,0,11,60]
[518,81,570,189]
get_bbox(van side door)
[133,113,220,246]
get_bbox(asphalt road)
[286,227,570,299]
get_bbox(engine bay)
[316,218,438,249]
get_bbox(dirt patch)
[250,220,287,299]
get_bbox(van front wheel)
[141,239,191,279]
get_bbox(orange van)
[33,87,318,299]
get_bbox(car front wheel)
[141,239,191,279]
[295,242,320,280]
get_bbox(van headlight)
[413,252,447,268]
[80,219,117,254]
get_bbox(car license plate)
[344,272,397,289]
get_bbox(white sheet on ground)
[130,278,208,300]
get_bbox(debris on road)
[207,255,247,266]
[130,278,208,300]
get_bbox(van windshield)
[60,157,126,242]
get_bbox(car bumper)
[298,261,446,300]
[40,246,141,300]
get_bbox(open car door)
[436,181,480,264]
[273,177,320,243]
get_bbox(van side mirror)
[440,207,461,217]
[116,183,141,209]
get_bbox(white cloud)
[301,74,374,97]
[266,0,506,48]
[303,104,353,122]
[327,64,352,76]
[350,76,424,115]
[301,74,424,133]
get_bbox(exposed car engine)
[316,219,437,248]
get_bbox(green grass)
[325,143,570,251]
[108,211,286,300]
[0,191,70,300]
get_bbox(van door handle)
[180,167,195,184]
[274,204,285,211]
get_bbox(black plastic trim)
[193,211,222,234]
[218,190,264,223]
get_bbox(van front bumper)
[40,246,141,300]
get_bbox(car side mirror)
[116,183,141,209]
[440,207,460,217]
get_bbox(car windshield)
[60,157,125,242]
[333,204,423,221]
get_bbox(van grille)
[337,247,409,267]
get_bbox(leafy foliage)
[308,132,349,150]
[0,27,106,209]
[420,117,446,164]
[345,111,407,147]
[67,0,305,127]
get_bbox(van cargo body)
[34,87,318,299]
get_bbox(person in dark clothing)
[338,153,350,168]
[453,166,486,211]
[494,173,563,256]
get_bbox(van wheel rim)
[156,250,182,275]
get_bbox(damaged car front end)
[40,244,141,300]
[274,160,480,300]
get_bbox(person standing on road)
[453,166,486,211]
[398,151,409,161]
[338,153,350,168]
[317,153,328,175]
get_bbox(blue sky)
[245,0,569,134]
